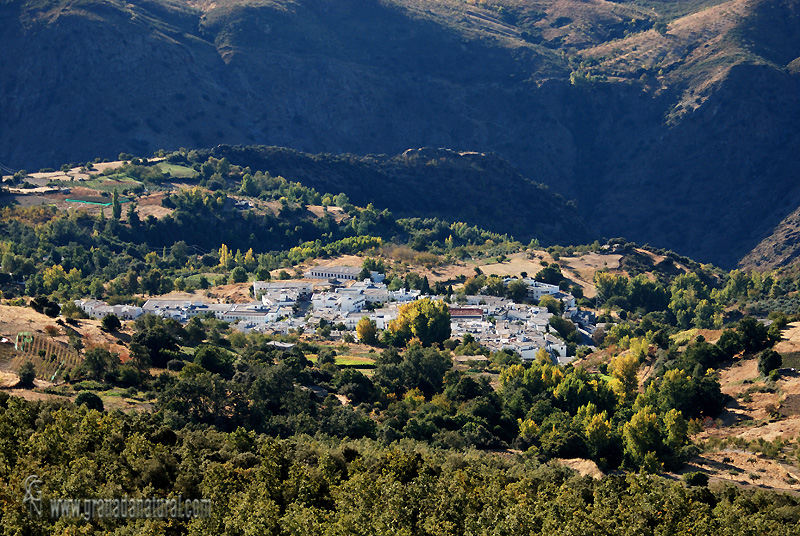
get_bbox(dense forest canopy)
[2,396,800,535]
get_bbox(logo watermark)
[23,475,43,516]
[23,475,211,521]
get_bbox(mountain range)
[1,0,799,268]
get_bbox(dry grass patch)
[556,458,605,479]
[306,205,347,222]
[184,284,254,304]
[679,450,800,493]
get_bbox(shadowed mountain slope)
[1,0,799,267]
[198,144,593,246]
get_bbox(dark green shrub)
[75,391,104,411]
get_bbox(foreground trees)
[0,397,798,535]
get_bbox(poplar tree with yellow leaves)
[219,244,230,268]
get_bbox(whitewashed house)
[312,292,365,313]
[388,288,421,303]
[75,299,143,320]
[522,279,561,301]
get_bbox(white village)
[74,265,596,363]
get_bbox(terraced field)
[4,334,82,382]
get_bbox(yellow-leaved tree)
[386,298,450,347]
[218,244,230,267]
[356,316,378,345]
[609,352,640,403]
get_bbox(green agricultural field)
[157,162,196,179]
[307,353,376,368]
[335,356,376,366]
[61,176,142,193]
